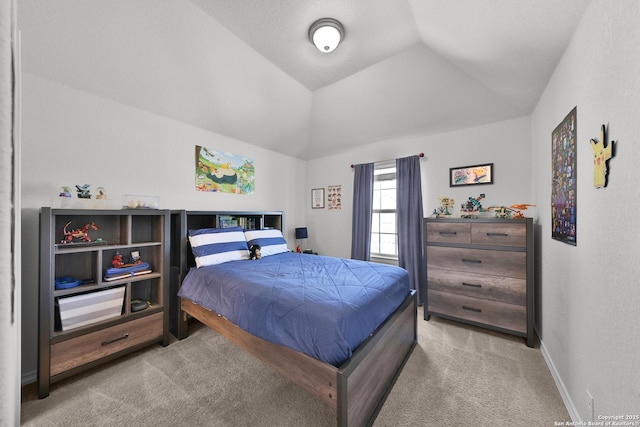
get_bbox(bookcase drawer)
[51,312,163,376]
[428,290,526,334]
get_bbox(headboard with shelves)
[169,210,284,339]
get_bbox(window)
[371,163,397,259]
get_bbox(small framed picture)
[450,163,494,187]
[311,188,325,209]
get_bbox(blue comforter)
[177,252,410,366]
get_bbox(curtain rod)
[350,153,424,169]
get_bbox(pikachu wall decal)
[590,124,615,188]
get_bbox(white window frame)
[370,161,398,261]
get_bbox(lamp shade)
[309,18,344,53]
[295,227,308,239]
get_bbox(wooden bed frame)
[170,210,417,426]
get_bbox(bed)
[170,211,417,427]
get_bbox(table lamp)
[295,227,308,253]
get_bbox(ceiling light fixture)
[309,18,344,53]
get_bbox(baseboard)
[22,369,36,386]
[539,337,580,422]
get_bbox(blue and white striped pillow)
[188,227,249,267]
[244,229,289,257]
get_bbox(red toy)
[62,221,98,243]
[111,252,142,268]
[509,204,536,219]
[112,253,123,268]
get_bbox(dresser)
[425,217,534,347]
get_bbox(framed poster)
[449,163,494,187]
[551,107,577,245]
[327,185,342,210]
[311,188,324,209]
[195,146,255,195]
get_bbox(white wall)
[305,116,534,258]
[1,0,20,424]
[20,74,307,381]
[531,0,640,420]
[18,0,313,160]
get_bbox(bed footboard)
[181,289,417,427]
[181,298,339,408]
[337,289,417,427]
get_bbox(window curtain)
[350,162,374,261]
[396,155,426,306]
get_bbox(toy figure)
[62,221,99,243]
[111,251,142,268]
[590,125,614,188]
[488,204,536,219]
[96,187,107,199]
[434,196,455,217]
[488,206,511,218]
[59,186,72,198]
[461,193,485,212]
[250,244,261,260]
[76,184,91,199]
[112,252,123,268]
[509,204,536,219]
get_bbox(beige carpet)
[21,308,569,426]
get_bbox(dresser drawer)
[471,222,526,247]
[427,246,526,279]
[426,222,471,244]
[428,290,526,334]
[51,312,163,376]
[427,267,525,305]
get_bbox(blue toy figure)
[76,184,91,199]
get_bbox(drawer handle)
[101,333,129,346]
[462,282,482,288]
[486,232,508,237]
[439,231,457,235]
[461,258,482,264]
[462,306,482,313]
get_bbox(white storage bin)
[58,287,125,331]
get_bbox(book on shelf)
[218,215,238,228]
[104,270,152,282]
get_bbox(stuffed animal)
[249,244,261,260]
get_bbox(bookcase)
[169,210,284,339]
[38,208,170,398]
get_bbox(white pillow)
[244,229,289,257]
[188,226,249,267]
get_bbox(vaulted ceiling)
[18,0,591,159]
